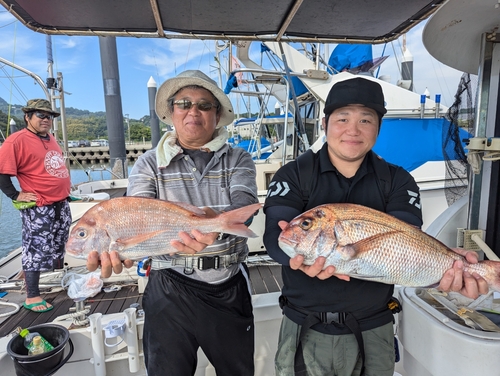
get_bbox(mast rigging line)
[0,67,29,103]
[0,56,50,99]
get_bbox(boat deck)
[0,263,282,338]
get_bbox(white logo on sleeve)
[267,181,290,197]
[408,190,421,209]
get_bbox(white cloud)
[58,38,78,49]
[135,39,219,79]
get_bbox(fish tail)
[477,260,500,292]
[219,203,262,238]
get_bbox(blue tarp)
[224,73,238,94]
[228,136,272,160]
[373,118,471,171]
[229,118,470,166]
[289,76,308,99]
[328,44,373,74]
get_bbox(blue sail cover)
[228,136,273,160]
[373,118,471,172]
[328,44,373,73]
[289,76,309,99]
[224,73,238,94]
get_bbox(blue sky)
[0,9,464,120]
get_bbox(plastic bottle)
[28,336,46,356]
[19,328,54,354]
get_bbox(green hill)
[0,97,107,119]
[0,97,24,118]
[0,97,152,142]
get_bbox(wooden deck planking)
[87,289,121,316]
[105,285,141,314]
[120,285,143,311]
[0,289,79,337]
[0,265,281,338]
[248,264,283,295]
[257,265,282,293]
[249,266,267,295]
[30,291,74,328]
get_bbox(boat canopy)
[0,0,444,43]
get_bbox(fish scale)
[278,203,500,291]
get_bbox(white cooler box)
[398,287,500,376]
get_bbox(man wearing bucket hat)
[0,99,71,313]
[86,70,258,375]
[263,77,488,376]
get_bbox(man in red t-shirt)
[0,99,72,312]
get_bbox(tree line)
[0,109,155,143]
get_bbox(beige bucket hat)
[155,70,234,129]
[22,99,60,117]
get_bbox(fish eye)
[76,229,87,238]
[299,218,313,230]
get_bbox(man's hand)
[170,206,219,255]
[278,220,350,281]
[16,191,37,202]
[86,250,134,278]
[438,248,489,299]
[289,254,350,281]
[170,230,219,255]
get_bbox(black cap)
[324,78,387,116]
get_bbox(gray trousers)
[275,316,395,376]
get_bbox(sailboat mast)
[401,34,414,92]
[46,36,59,140]
[98,36,128,179]
[46,36,70,170]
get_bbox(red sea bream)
[66,197,261,260]
[278,203,500,291]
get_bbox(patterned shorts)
[20,199,72,272]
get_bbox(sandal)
[23,300,54,313]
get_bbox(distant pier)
[66,143,152,165]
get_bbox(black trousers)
[142,267,255,376]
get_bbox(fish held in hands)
[278,203,500,291]
[66,197,261,260]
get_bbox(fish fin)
[477,260,500,293]
[225,224,258,238]
[333,221,354,245]
[110,230,166,251]
[168,201,207,216]
[219,203,262,238]
[337,231,401,260]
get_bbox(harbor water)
[0,165,133,260]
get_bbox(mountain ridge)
[0,97,107,118]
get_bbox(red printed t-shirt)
[0,129,71,206]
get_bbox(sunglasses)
[173,99,219,112]
[34,112,55,120]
